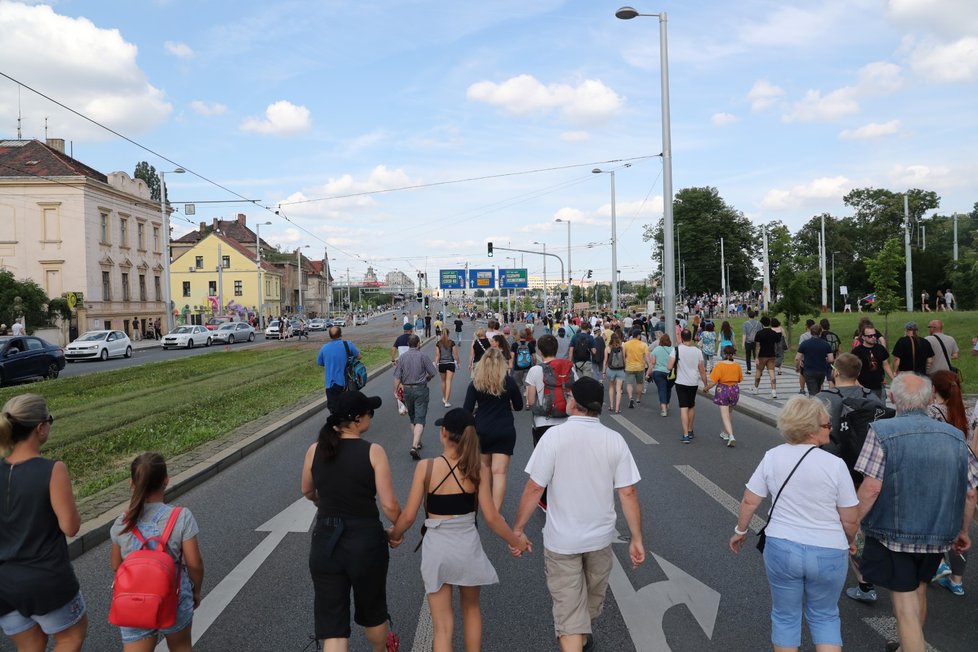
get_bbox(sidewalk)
[714,358,803,429]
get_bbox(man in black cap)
[511,377,646,652]
[891,321,933,375]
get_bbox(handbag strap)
[766,447,815,523]
[414,459,434,553]
[933,333,954,368]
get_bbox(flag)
[860,293,875,304]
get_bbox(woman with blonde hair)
[0,394,87,652]
[388,409,529,652]
[463,348,523,510]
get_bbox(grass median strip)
[0,344,388,497]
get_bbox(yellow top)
[623,339,649,372]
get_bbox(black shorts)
[478,430,517,456]
[675,383,698,408]
[438,362,456,374]
[859,536,943,592]
[309,519,389,639]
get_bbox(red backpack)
[109,507,183,630]
[531,359,574,418]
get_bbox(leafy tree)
[865,238,904,338]
[763,221,792,299]
[134,161,163,202]
[771,259,819,344]
[0,270,56,332]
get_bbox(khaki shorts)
[756,356,775,371]
[544,546,613,637]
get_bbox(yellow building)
[169,231,281,324]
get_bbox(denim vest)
[862,411,969,547]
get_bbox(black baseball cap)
[331,391,382,421]
[571,377,604,413]
[435,408,475,434]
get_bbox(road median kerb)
[66,358,397,560]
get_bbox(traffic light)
[587,269,593,279]
[416,291,423,301]
[487,242,493,257]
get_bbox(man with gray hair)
[392,334,437,460]
[854,373,978,652]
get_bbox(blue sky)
[1,0,976,286]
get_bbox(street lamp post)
[831,251,840,313]
[592,167,626,315]
[158,167,185,332]
[616,6,675,332]
[296,245,309,315]
[555,218,572,313]
[255,221,271,326]
[532,241,548,313]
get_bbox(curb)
[66,359,396,560]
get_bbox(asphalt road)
[6,319,977,651]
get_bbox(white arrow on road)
[608,538,720,652]
[156,497,317,650]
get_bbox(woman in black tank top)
[301,391,401,650]
[388,408,529,652]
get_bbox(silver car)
[211,321,256,344]
[161,325,212,349]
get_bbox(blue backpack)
[515,342,533,369]
[343,341,368,390]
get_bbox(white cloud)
[190,100,227,116]
[240,100,311,136]
[760,176,853,210]
[342,129,387,153]
[783,87,860,123]
[466,74,624,125]
[712,112,739,126]
[747,80,785,112]
[164,40,194,59]
[887,0,978,39]
[858,61,904,93]
[0,2,172,139]
[560,130,590,142]
[887,163,956,188]
[840,119,902,140]
[736,5,842,48]
[909,36,978,82]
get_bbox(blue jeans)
[763,536,848,648]
[651,371,671,405]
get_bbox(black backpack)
[591,334,605,364]
[571,333,592,362]
[824,388,894,486]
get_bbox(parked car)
[264,320,291,338]
[332,317,347,327]
[353,314,368,326]
[211,321,256,344]
[205,317,231,331]
[66,330,133,361]
[0,336,66,386]
[308,318,327,331]
[290,319,306,337]
[161,325,212,349]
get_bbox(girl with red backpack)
[109,453,204,651]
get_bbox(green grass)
[711,310,978,392]
[0,344,388,497]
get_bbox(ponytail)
[0,394,49,451]
[452,425,482,484]
[123,452,168,533]
[317,414,345,462]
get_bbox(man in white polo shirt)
[511,377,645,652]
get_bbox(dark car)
[0,336,66,387]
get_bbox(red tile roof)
[0,139,107,182]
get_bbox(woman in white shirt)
[729,397,859,652]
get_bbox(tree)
[0,270,57,332]
[865,238,904,338]
[134,161,163,202]
[771,261,819,344]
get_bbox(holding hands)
[508,529,533,557]
[386,527,404,548]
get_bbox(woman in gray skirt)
[389,408,529,652]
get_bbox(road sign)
[499,268,528,289]
[439,269,465,289]
[468,268,495,289]
[66,292,77,310]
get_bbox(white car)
[211,321,256,344]
[65,330,132,361]
[264,320,291,338]
[161,325,212,349]
[332,317,347,327]
[353,314,368,326]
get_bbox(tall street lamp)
[555,217,572,313]
[296,245,309,314]
[255,221,271,326]
[616,6,675,331]
[592,166,629,314]
[532,241,548,313]
[831,251,840,313]
[158,167,185,332]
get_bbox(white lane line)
[610,414,659,445]
[673,465,766,533]
[410,596,433,652]
[862,616,941,652]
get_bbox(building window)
[195,256,204,269]
[155,275,162,301]
[222,255,230,269]
[208,281,217,296]
[182,281,191,297]
[120,218,129,248]
[139,274,147,301]
[137,222,145,250]
[121,272,130,301]
[234,280,243,296]
[153,226,160,252]
[100,213,109,243]
[102,271,111,300]
[42,207,60,241]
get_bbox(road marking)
[862,616,941,652]
[609,536,720,651]
[673,465,766,533]
[610,414,659,444]
[157,497,317,650]
[410,597,433,652]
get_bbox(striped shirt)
[394,348,437,385]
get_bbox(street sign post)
[468,268,495,289]
[499,268,528,289]
[439,269,466,290]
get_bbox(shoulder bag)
[756,446,816,553]
[666,346,679,385]
[933,334,963,384]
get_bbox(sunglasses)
[862,334,877,339]
[43,414,55,425]
[820,422,831,430]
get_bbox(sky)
[1,0,976,287]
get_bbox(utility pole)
[762,226,771,312]
[820,214,827,311]
[217,241,224,314]
[954,213,959,261]
[904,194,913,312]
[719,237,726,318]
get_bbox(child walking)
[110,453,204,652]
[706,346,743,447]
